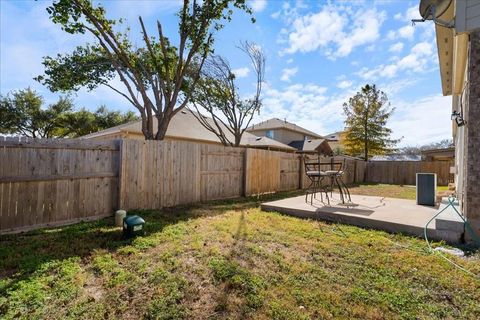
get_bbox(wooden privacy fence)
[0,137,119,233]
[119,140,244,210]
[366,161,451,185]
[244,148,301,195]
[0,137,452,233]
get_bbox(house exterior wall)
[248,128,315,145]
[463,29,480,241]
[455,0,480,34]
[453,75,467,206]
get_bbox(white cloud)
[398,25,415,39]
[356,41,436,80]
[389,42,404,53]
[387,30,396,40]
[250,0,267,13]
[388,25,415,41]
[281,5,385,58]
[257,83,452,146]
[393,5,422,22]
[405,5,422,21]
[271,11,280,19]
[389,95,452,146]
[232,67,250,78]
[336,9,386,57]
[280,67,298,82]
[258,83,341,135]
[284,6,345,55]
[337,80,353,89]
[388,6,425,41]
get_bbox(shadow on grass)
[0,190,303,288]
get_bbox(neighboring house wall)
[249,128,315,145]
[325,132,345,153]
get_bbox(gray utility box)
[416,173,437,206]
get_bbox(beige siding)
[466,1,480,30]
[248,128,316,145]
[275,129,306,145]
[456,0,480,33]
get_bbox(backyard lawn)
[1,189,479,320]
[347,183,449,200]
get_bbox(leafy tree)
[36,0,253,140]
[189,42,265,146]
[59,106,138,137]
[400,139,453,155]
[0,88,73,138]
[343,84,400,160]
[332,145,345,156]
[0,88,138,138]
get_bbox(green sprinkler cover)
[124,215,145,226]
[123,215,146,237]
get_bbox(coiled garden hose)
[424,195,480,278]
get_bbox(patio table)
[304,158,351,205]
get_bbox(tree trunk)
[234,133,242,147]
[364,140,368,161]
[155,113,170,140]
[146,111,154,140]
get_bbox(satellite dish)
[419,0,452,20]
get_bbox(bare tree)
[189,42,265,146]
[36,0,253,140]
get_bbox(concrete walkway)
[261,193,464,243]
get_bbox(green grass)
[1,190,479,319]
[347,183,449,200]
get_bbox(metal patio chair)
[323,158,351,204]
[304,160,330,205]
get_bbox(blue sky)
[0,0,452,146]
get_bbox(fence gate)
[244,148,281,196]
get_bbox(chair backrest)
[304,157,347,174]
[304,160,320,173]
[326,158,346,173]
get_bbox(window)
[266,130,274,139]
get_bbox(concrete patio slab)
[261,193,464,243]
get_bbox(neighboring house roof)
[421,147,455,161]
[324,131,344,141]
[80,110,295,151]
[421,147,455,156]
[246,118,323,139]
[370,154,422,161]
[288,139,332,155]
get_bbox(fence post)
[299,154,305,189]
[353,159,357,184]
[117,138,125,210]
[364,161,368,183]
[243,148,249,197]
